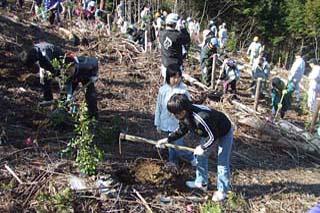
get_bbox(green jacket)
[200,44,217,70]
[271,80,294,111]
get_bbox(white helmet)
[88,1,96,8]
[209,37,219,47]
[166,13,179,25]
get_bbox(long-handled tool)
[119,133,195,152]
[274,89,287,120]
[210,54,217,90]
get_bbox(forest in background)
[103,0,320,67]
[1,0,320,211]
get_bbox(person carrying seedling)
[154,64,195,170]
[19,42,64,102]
[218,58,240,95]
[247,36,262,65]
[270,77,294,119]
[60,54,99,119]
[156,93,233,202]
[200,37,219,87]
[159,13,188,79]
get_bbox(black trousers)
[71,80,98,119]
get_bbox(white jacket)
[309,65,320,92]
[247,41,261,58]
[154,82,190,132]
[288,57,305,84]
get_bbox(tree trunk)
[238,117,320,154]
[315,36,319,61]
[199,0,207,26]
[174,0,178,13]
[99,0,105,10]
[138,0,140,23]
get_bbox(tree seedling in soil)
[63,101,104,176]
[199,191,248,212]
[36,187,75,212]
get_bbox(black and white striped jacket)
[167,104,232,150]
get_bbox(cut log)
[182,73,209,91]
[238,116,320,153]
[231,100,261,115]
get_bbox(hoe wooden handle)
[119,133,195,152]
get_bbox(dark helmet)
[271,77,285,91]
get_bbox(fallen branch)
[231,100,261,115]
[5,164,24,184]
[133,187,153,213]
[183,73,209,91]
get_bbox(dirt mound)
[134,159,173,185]
[114,159,174,186]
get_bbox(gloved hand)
[156,138,168,149]
[90,76,98,83]
[194,145,204,156]
[39,68,46,85]
[282,89,288,95]
[202,67,208,74]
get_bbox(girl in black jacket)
[156,93,233,202]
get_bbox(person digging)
[156,93,234,202]
[270,77,294,120]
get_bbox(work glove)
[194,145,204,156]
[156,138,168,149]
[39,68,46,85]
[202,67,208,74]
[282,89,288,95]
[90,76,98,83]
